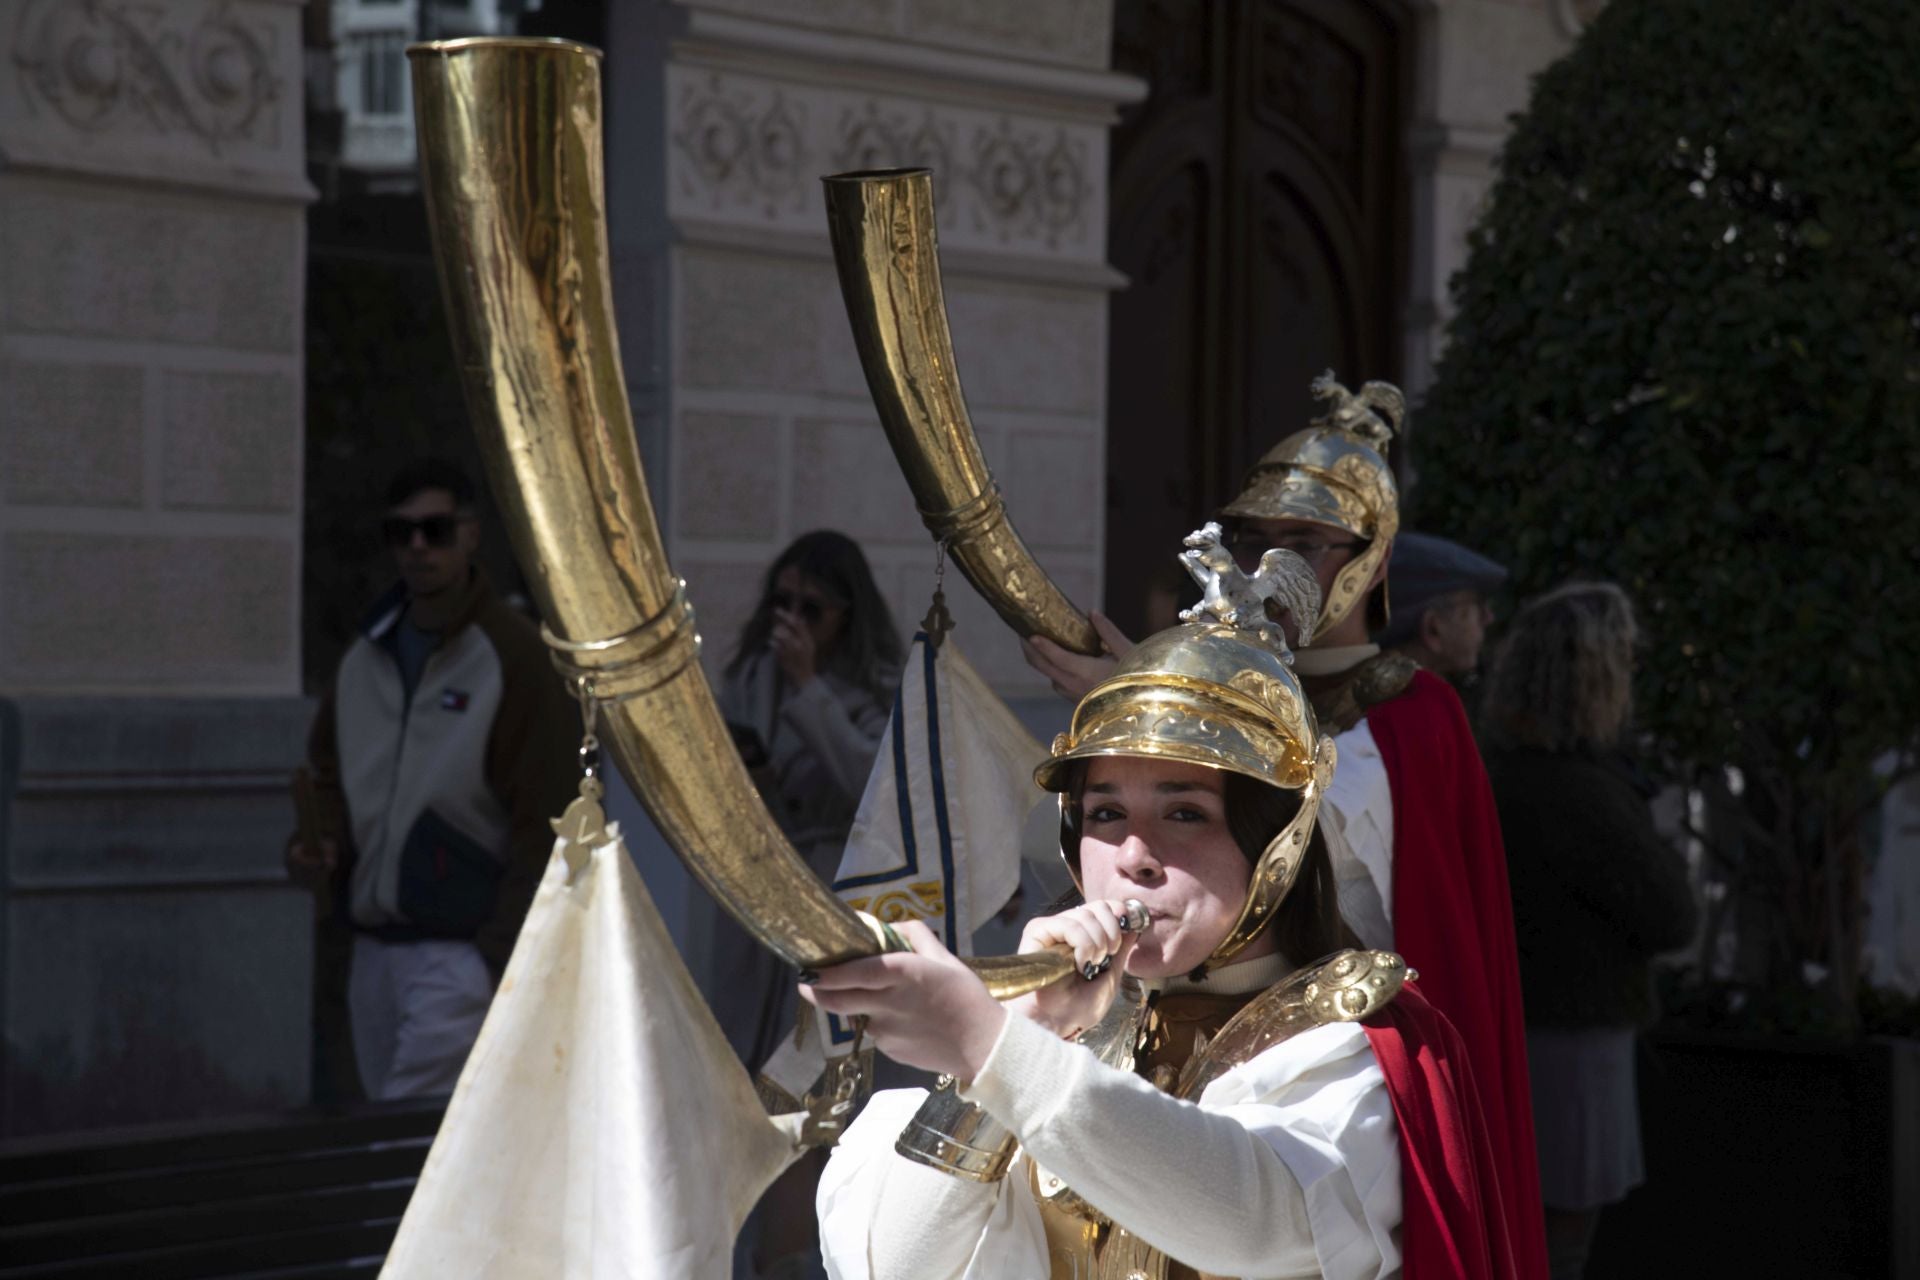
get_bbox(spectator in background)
[711,529,903,1066]
[1479,581,1699,1280]
[711,530,902,1280]
[1377,530,1506,682]
[288,459,577,1100]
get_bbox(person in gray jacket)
[288,459,576,1100]
[712,531,902,1280]
[711,530,904,1066]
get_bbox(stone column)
[1401,0,1581,419]
[607,0,1139,700]
[0,0,315,1135]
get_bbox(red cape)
[1367,670,1549,1277]
[1364,983,1519,1278]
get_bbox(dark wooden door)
[1104,0,1407,635]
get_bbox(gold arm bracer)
[407,37,1073,993]
[823,169,1101,656]
[896,977,1148,1181]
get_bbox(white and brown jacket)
[305,571,577,976]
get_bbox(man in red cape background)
[1217,372,1549,1277]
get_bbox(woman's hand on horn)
[1004,900,1141,1041]
[798,920,1007,1082]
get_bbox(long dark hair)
[1057,760,1357,972]
[1480,580,1636,753]
[726,530,904,700]
[1221,773,1359,967]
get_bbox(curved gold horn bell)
[407,38,1072,997]
[823,169,1101,656]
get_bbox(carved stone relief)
[10,0,282,155]
[672,75,810,219]
[834,99,955,180]
[667,66,1104,257]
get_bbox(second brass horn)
[408,37,1074,998]
[823,169,1102,656]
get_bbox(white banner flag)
[382,822,801,1279]
[760,633,1045,1096]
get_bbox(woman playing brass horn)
[799,542,1525,1279]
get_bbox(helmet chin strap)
[1196,735,1337,976]
[1312,523,1397,641]
[1055,789,1083,893]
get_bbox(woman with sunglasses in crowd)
[714,530,904,1280]
[714,530,904,1064]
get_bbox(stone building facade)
[597,0,1599,689]
[0,0,1592,1134]
[605,0,1136,696]
[0,0,316,1134]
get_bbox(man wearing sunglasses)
[288,459,576,1100]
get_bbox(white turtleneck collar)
[1148,948,1293,998]
[1291,642,1380,678]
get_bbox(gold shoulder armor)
[1173,949,1410,1099]
[1307,652,1418,732]
[1353,651,1419,711]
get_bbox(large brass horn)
[407,38,1072,997]
[823,170,1102,656]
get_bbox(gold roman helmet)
[1219,371,1405,641]
[1034,531,1336,973]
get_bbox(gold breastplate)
[1033,950,1409,1280]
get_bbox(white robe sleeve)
[818,1019,1400,1280]
[817,1088,1050,1280]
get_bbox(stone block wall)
[0,0,311,696]
[0,0,317,1135]
[0,698,316,1136]
[608,0,1138,696]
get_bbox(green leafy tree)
[1415,0,1920,1028]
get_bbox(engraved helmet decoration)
[1219,371,1404,641]
[1034,527,1335,973]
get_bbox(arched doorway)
[1104,0,1409,634]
